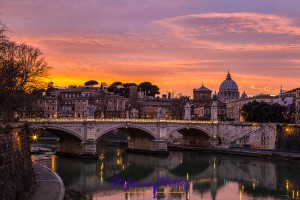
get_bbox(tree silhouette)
[84,80,99,87]
[138,82,160,97]
[0,22,50,121]
[241,101,287,123]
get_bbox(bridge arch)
[168,126,212,147]
[96,124,157,141]
[29,125,84,141]
[168,126,212,138]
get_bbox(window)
[217,109,220,114]
[205,109,209,114]
[52,107,54,111]
[222,109,225,114]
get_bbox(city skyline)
[1,0,300,96]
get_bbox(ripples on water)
[33,145,300,200]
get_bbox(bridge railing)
[20,118,218,124]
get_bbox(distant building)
[218,71,240,102]
[193,83,212,103]
[129,85,138,103]
[192,82,226,120]
[137,96,188,120]
[277,87,300,123]
[226,94,276,121]
[22,86,127,119]
[240,91,248,99]
[194,97,226,121]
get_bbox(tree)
[45,82,56,96]
[107,82,123,95]
[84,80,99,87]
[240,101,287,123]
[0,23,51,121]
[138,82,160,97]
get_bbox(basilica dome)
[219,72,238,91]
[218,71,240,102]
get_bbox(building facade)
[136,96,188,120]
[194,98,226,121]
[22,86,127,119]
[277,88,300,123]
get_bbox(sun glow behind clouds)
[2,0,300,96]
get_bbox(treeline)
[106,81,160,97]
[48,80,160,98]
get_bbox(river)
[32,144,300,200]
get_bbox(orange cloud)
[8,12,300,97]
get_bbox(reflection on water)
[36,145,300,200]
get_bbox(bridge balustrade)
[20,118,217,124]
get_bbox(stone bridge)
[23,118,277,158]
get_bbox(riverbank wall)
[276,124,300,151]
[0,123,34,200]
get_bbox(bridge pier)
[80,140,98,159]
[56,139,98,159]
[181,135,211,148]
[127,138,168,155]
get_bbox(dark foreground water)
[33,145,300,200]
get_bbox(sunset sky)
[1,0,300,97]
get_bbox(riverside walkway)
[29,163,65,200]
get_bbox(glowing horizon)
[1,0,300,97]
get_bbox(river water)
[33,145,300,200]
